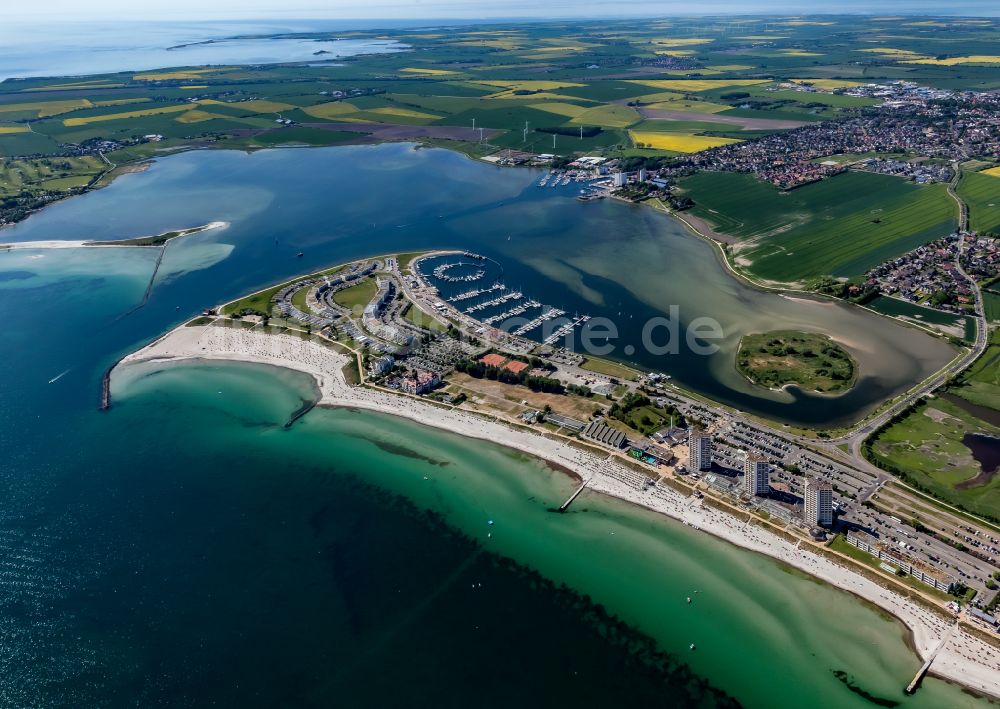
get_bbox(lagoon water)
[0,143,985,706]
[1,143,954,427]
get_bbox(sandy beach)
[114,322,1000,699]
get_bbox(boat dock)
[559,475,594,512]
[465,290,522,314]
[542,314,591,345]
[482,299,540,325]
[448,283,504,303]
[512,307,565,337]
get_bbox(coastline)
[112,321,1000,701]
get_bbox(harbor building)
[688,429,713,471]
[743,452,770,496]
[804,478,833,527]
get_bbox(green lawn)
[680,171,957,283]
[333,278,379,314]
[403,303,447,332]
[579,357,640,381]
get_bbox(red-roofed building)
[480,353,508,368]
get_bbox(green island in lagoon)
[736,331,857,394]
[2,6,1000,707]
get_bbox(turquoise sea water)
[0,144,990,706]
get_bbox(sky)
[10,0,1000,21]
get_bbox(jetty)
[559,475,594,512]
[448,283,504,303]
[482,300,540,325]
[465,290,522,314]
[542,314,591,345]
[512,307,566,337]
[905,623,958,694]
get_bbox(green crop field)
[984,290,1000,324]
[680,171,957,283]
[957,170,1000,234]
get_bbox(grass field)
[402,303,447,332]
[680,171,957,282]
[579,357,640,381]
[626,79,770,92]
[869,397,1000,521]
[333,278,379,313]
[957,170,1000,234]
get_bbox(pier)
[483,300,540,325]
[559,475,594,512]
[905,623,957,694]
[465,290,522,314]
[511,307,566,337]
[542,315,591,345]
[448,283,504,303]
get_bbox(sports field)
[680,171,957,282]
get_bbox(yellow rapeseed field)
[569,104,641,128]
[0,126,29,134]
[62,104,190,126]
[0,99,93,118]
[527,102,589,118]
[630,131,742,153]
[367,106,441,121]
[94,98,152,107]
[904,56,1000,66]
[175,110,229,124]
[980,166,1000,178]
[301,102,361,120]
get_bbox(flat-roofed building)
[804,478,833,527]
[846,532,956,593]
[688,428,713,471]
[582,419,628,449]
[743,452,770,496]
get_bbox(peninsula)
[111,250,1000,700]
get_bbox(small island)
[736,330,856,394]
